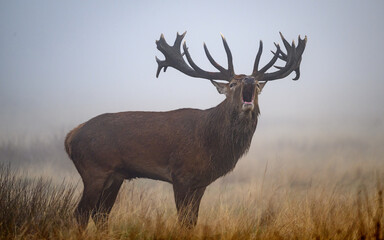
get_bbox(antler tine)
[291,35,307,80]
[220,34,234,77]
[279,32,291,53]
[252,40,263,76]
[156,32,234,81]
[183,41,218,78]
[174,31,186,49]
[261,33,307,81]
[252,41,281,76]
[297,35,307,55]
[258,43,281,74]
[203,43,228,74]
[201,34,235,80]
[155,56,167,78]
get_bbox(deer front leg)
[172,184,206,227]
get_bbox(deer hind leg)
[173,185,206,227]
[75,172,110,230]
[91,174,124,230]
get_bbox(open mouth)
[241,84,255,111]
[242,84,255,104]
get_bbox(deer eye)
[229,83,237,88]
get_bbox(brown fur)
[65,77,262,228]
[65,123,84,159]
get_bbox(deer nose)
[244,77,255,85]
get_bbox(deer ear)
[211,80,228,95]
[258,81,267,94]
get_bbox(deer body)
[65,32,306,228]
[67,97,259,185]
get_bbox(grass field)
[1,128,383,239]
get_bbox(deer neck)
[203,98,259,174]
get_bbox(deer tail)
[64,123,84,159]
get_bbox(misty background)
[1,1,384,180]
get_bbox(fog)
[1,1,384,175]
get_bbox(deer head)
[156,32,307,113]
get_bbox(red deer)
[65,32,307,228]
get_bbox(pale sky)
[1,0,384,140]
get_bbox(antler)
[252,32,307,81]
[156,32,234,81]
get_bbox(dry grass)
[0,164,78,239]
[1,130,384,239]
[0,161,383,240]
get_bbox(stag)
[65,32,307,228]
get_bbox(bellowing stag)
[65,32,307,228]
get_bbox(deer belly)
[119,146,172,182]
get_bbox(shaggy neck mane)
[203,98,259,177]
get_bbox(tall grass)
[0,163,77,239]
[1,162,383,239]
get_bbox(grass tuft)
[0,163,78,239]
